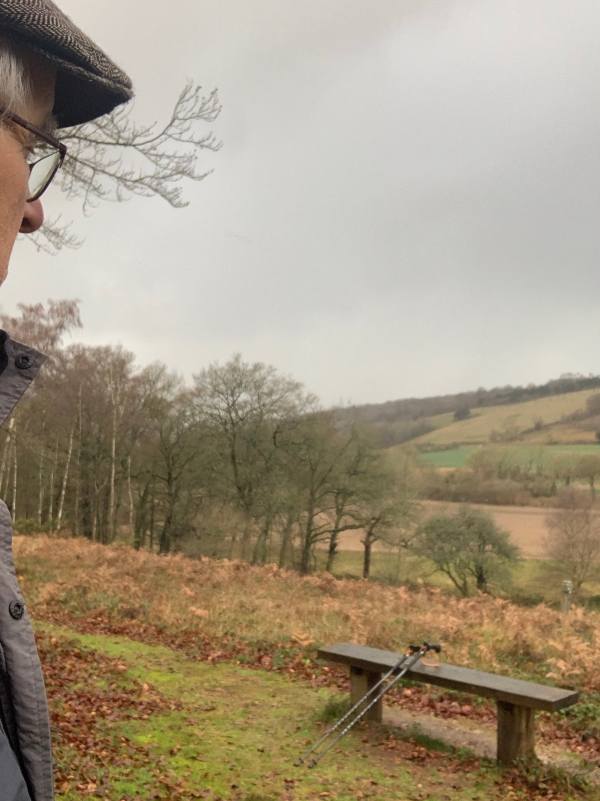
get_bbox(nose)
[20,199,44,234]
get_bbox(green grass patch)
[418,446,479,468]
[44,626,542,801]
[414,443,600,471]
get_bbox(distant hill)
[408,388,600,448]
[336,374,600,448]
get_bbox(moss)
[39,625,545,801]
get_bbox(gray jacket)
[0,334,53,801]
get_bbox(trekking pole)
[296,641,441,768]
[294,646,414,768]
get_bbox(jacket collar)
[0,332,46,428]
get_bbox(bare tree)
[545,489,600,596]
[192,354,313,561]
[358,465,421,581]
[0,300,82,357]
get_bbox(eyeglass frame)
[0,107,67,201]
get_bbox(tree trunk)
[0,419,14,499]
[47,437,59,529]
[300,504,315,575]
[326,530,339,572]
[362,535,373,579]
[475,564,488,593]
[133,478,150,551]
[127,455,135,542]
[159,473,177,554]
[149,492,156,551]
[240,514,253,561]
[252,514,272,565]
[10,422,17,519]
[112,476,125,544]
[91,477,99,542]
[55,421,75,533]
[108,402,117,543]
[73,385,83,536]
[37,447,45,527]
[277,511,295,568]
[159,507,173,554]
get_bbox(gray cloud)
[5,0,600,405]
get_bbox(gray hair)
[0,35,32,112]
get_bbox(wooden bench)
[317,643,579,765]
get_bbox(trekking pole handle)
[408,643,441,655]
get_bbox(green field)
[415,443,600,470]
[417,446,479,468]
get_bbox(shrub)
[412,505,520,596]
[14,518,49,535]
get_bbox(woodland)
[1,300,417,576]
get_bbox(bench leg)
[350,667,383,722]
[496,701,536,765]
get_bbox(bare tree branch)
[30,216,83,255]
[33,81,222,253]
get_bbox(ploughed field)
[334,500,553,558]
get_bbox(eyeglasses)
[1,108,67,201]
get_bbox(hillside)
[337,375,600,448]
[18,534,599,692]
[410,389,599,447]
[14,534,600,801]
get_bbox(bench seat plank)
[318,643,578,712]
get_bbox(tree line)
[6,300,598,599]
[2,300,420,576]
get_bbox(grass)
[521,425,600,445]
[47,626,527,801]
[320,549,600,606]
[416,446,480,468]
[15,536,600,799]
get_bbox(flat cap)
[0,0,133,127]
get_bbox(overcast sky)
[6,0,600,406]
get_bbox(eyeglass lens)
[28,151,62,201]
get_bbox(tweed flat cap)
[0,0,133,127]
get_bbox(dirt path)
[384,707,600,784]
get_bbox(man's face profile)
[0,45,56,283]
